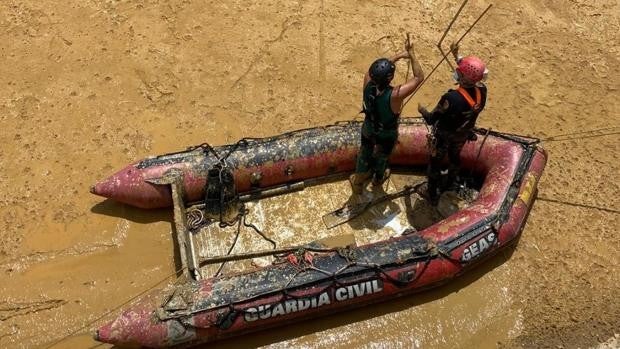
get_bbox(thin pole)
[438,0,469,46]
[403,4,493,109]
[436,0,469,71]
[405,32,412,78]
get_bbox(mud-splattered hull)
[92,119,473,208]
[95,121,547,347]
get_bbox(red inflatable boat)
[93,119,546,348]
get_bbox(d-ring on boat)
[92,118,546,347]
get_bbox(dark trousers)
[427,134,466,200]
[355,131,397,183]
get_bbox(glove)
[423,114,433,125]
[468,132,478,141]
[418,104,431,124]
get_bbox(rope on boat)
[214,217,243,277]
[187,208,207,230]
[190,122,358,154]
[46,167,497,347]
[242,210,277,248]
[213,207,278,277]
[184,138,283,277]
[222,251,437,321]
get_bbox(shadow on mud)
[90,199,172,224]
[91,199,185,279]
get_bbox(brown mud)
[0,0,618,348]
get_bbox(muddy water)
[1,0,618,348]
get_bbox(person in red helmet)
[418,43,488,205]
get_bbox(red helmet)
[456,56,486,83]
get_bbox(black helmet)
[369,58,395,87]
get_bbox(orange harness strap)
[456,87,482,112]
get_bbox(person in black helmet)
[350,41,425,195]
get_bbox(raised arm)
[392,43,424,100]
[418,96,448,126]
[449,42,462,63]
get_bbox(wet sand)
[0,0,618,348]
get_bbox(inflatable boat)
[91,119,542,210]
[93,119,546,347]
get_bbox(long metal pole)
[436,0,469,71]
[437,0,469,47]
[402,3,493,109]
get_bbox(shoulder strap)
[456,87,482,112]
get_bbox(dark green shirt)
[362,83,399,138]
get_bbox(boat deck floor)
[193,174,473,278]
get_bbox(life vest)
[456,86,482,113]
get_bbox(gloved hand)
[468,132,478,141]
[450,42,460,61]
[424,114,433,125]
[418,104,431,124]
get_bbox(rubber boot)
[429,187,440,206]
[426,165,442,206]
[413,182,438,206]
[349,172,371,195]
[372,168,391,187]
[445,164,462,192]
